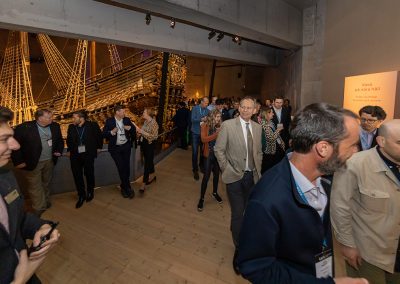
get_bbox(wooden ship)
[0,31,187,141]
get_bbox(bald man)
[331,119,400,284]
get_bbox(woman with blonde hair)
[197,109,223,211]
[261,107,286,174]
[134,108,159,193]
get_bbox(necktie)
[0,197,9,234]
[246,123,255,170]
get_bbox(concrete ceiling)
[284,0,316,9]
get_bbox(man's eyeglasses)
[360,118,379,124]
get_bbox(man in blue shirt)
[191,97,209,180]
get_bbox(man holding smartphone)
[0,106,60,284]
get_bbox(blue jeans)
[191,133,203,172]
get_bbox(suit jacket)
[0,168,47,283]
[214,117,263,184]
[66,121,103,158]
[331,147,400,273]
[272,107,291,147]
[173,107,190,129]
[238,157,334,284]
[11,121,64,171]
[102,116,136,151]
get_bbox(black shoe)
[86,191,94,202]
[76,196,85,208]
[233,249,240,275]
[193,171,199,180]
[197,199,204,212]
[121,189,129,198]
[212,192,223,204]
[128,189,135,199]
[145,176,157,185]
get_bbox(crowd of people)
[176,94,398,284]
[1,92,399,283]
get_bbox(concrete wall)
[321,0,400,107]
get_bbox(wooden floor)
[37,148,247,284]
[37,148,346,283]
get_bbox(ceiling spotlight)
[208,30,216,40]
[170,18,176,28]
[145,13,151,25]
[232,35,242,45]
[216,32,224,42]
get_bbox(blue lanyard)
[199,107,206,117]
[75,126,85,145]
[294,182,328,249]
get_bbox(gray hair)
[239,96,256,107]
[290,103,357,153]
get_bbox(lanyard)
[294,182,328,249]
[75,126,85,145]
[199,107,206,117]
[116,120,125,134]
[37,123,51,139]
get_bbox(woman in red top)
[197,109,223,211]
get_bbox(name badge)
[4,189,19,204]
[315,249,333,279]
[78,145,86,153]
[47,139,53,147]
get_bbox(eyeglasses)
[360,118,379,124]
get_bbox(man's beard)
[317,148,347,175]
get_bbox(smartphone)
[28,222,59,255]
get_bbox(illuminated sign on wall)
[343,71,398,119]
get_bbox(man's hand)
[12,250,44,284]
[334,277,369,284]
[29,224,60,260]
[97,149,102,154]
[53,152,61,157]
[15,163,26,169]
[111,127,118,135]
[340,244,362,270]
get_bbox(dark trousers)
[200,151,220,199]
[177,127,188,149]
[191,133,203,172]
[109,142,132,192]
[70,153,95,198]
[141,139,155,183]
[261,147,286,175]
[226,171,254,247]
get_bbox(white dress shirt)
[115,117,127,145]
[289,160,327,217]
[239,116,253,171]
[273,107,282,123]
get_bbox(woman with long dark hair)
[134,108,159,193]
[197,109,223,211]
[261,107,286,174]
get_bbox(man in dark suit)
[66,110,103,208]
[237,103,367,284]
[103,105,136,198]
[358,105,386,151]
[271,96,291,148]
[11,109,64,216]
[0,106,60,284]
[173,102,190,150]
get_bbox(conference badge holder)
[315,248,333,279]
